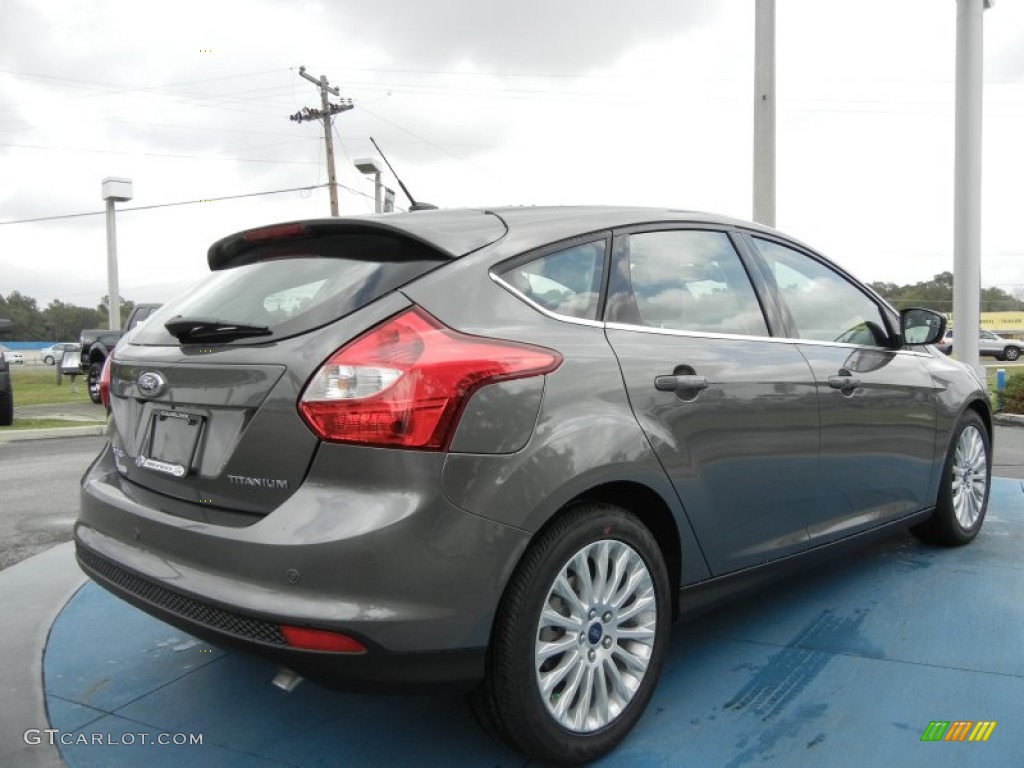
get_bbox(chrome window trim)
[603,320,787,345]
[491,271,935,357]
[605,321,934,357]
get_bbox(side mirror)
[0,319,13,338]
[900,308,946,346]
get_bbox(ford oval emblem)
[137,371,166,397]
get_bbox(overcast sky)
[1,0,1022,312]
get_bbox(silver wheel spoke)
[539,649,581,697]
[535,538,658,733]
[537,633,580,662]
[540,603,584,632]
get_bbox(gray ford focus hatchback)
[77,206,992,764]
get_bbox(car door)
[745,235,939,542]
[604,227,820,575]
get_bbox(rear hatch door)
[107,214,505,515]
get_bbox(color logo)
[920,721,997,742]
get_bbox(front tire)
[44,355,55,365]
[87,362,103,404]
[474,503,670,765]
[912,410,990,546]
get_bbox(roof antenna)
[370,137,438,212]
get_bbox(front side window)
[753,238,889,346]
[609,230,768,336]
[497,240,606,320]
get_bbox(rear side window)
[608,230,769,336]
[497,240,606,320]
[132,234,445,345]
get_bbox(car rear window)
[132,234,446,345]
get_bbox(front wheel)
[912,410,990,546]
[43,355,55,365]
[473,503,670,765]
[87,362,103,404]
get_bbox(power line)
[0,140,320,165]
[0,184,330,226]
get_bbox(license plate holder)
[145,410,204,476]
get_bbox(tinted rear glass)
[133,234,445,345]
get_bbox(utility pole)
[290,66,353,217]
[952,0,993,376]
[753,0,776,227]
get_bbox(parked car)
[0,345,24,365]
[76,208,992,765]
[39,342,79,366]
[0,321,14,426]
[938,328,1023,360]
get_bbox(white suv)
[938,329,1023,361]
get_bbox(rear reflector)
[299,307,561,449]
[280,625,367,653]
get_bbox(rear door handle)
[828,375,861,389]
[654,374,709,392]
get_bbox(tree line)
[869,272,1024,314]
[0,292,136,341]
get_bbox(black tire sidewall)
[490,504,671,764]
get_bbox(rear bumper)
[76,442,531,686]
[75,543,486,689]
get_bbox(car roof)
[406,205,787,250]
[211,207,794,270]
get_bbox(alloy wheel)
[534,539,657,733]
[951,424,987,529]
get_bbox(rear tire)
[912,410,990,546]
[1004,347,1020,362]
[87,362,103,404]
[0,388,12,426]
[473,503,670,765]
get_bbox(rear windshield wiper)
[165,316,272,344]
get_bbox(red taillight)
[298,307,562,449]
[280,625,366,653]
[99,355,113,409]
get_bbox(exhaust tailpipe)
[271,667,303,692]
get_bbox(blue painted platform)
[44,480,1024,767]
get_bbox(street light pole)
[952,0,993,375]
[354,158,384,213]
[101,177,133,331]
[753,0,776,227]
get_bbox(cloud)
[319,0,720,73]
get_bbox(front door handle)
[654,374,709,392]
[828,375,861,390]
